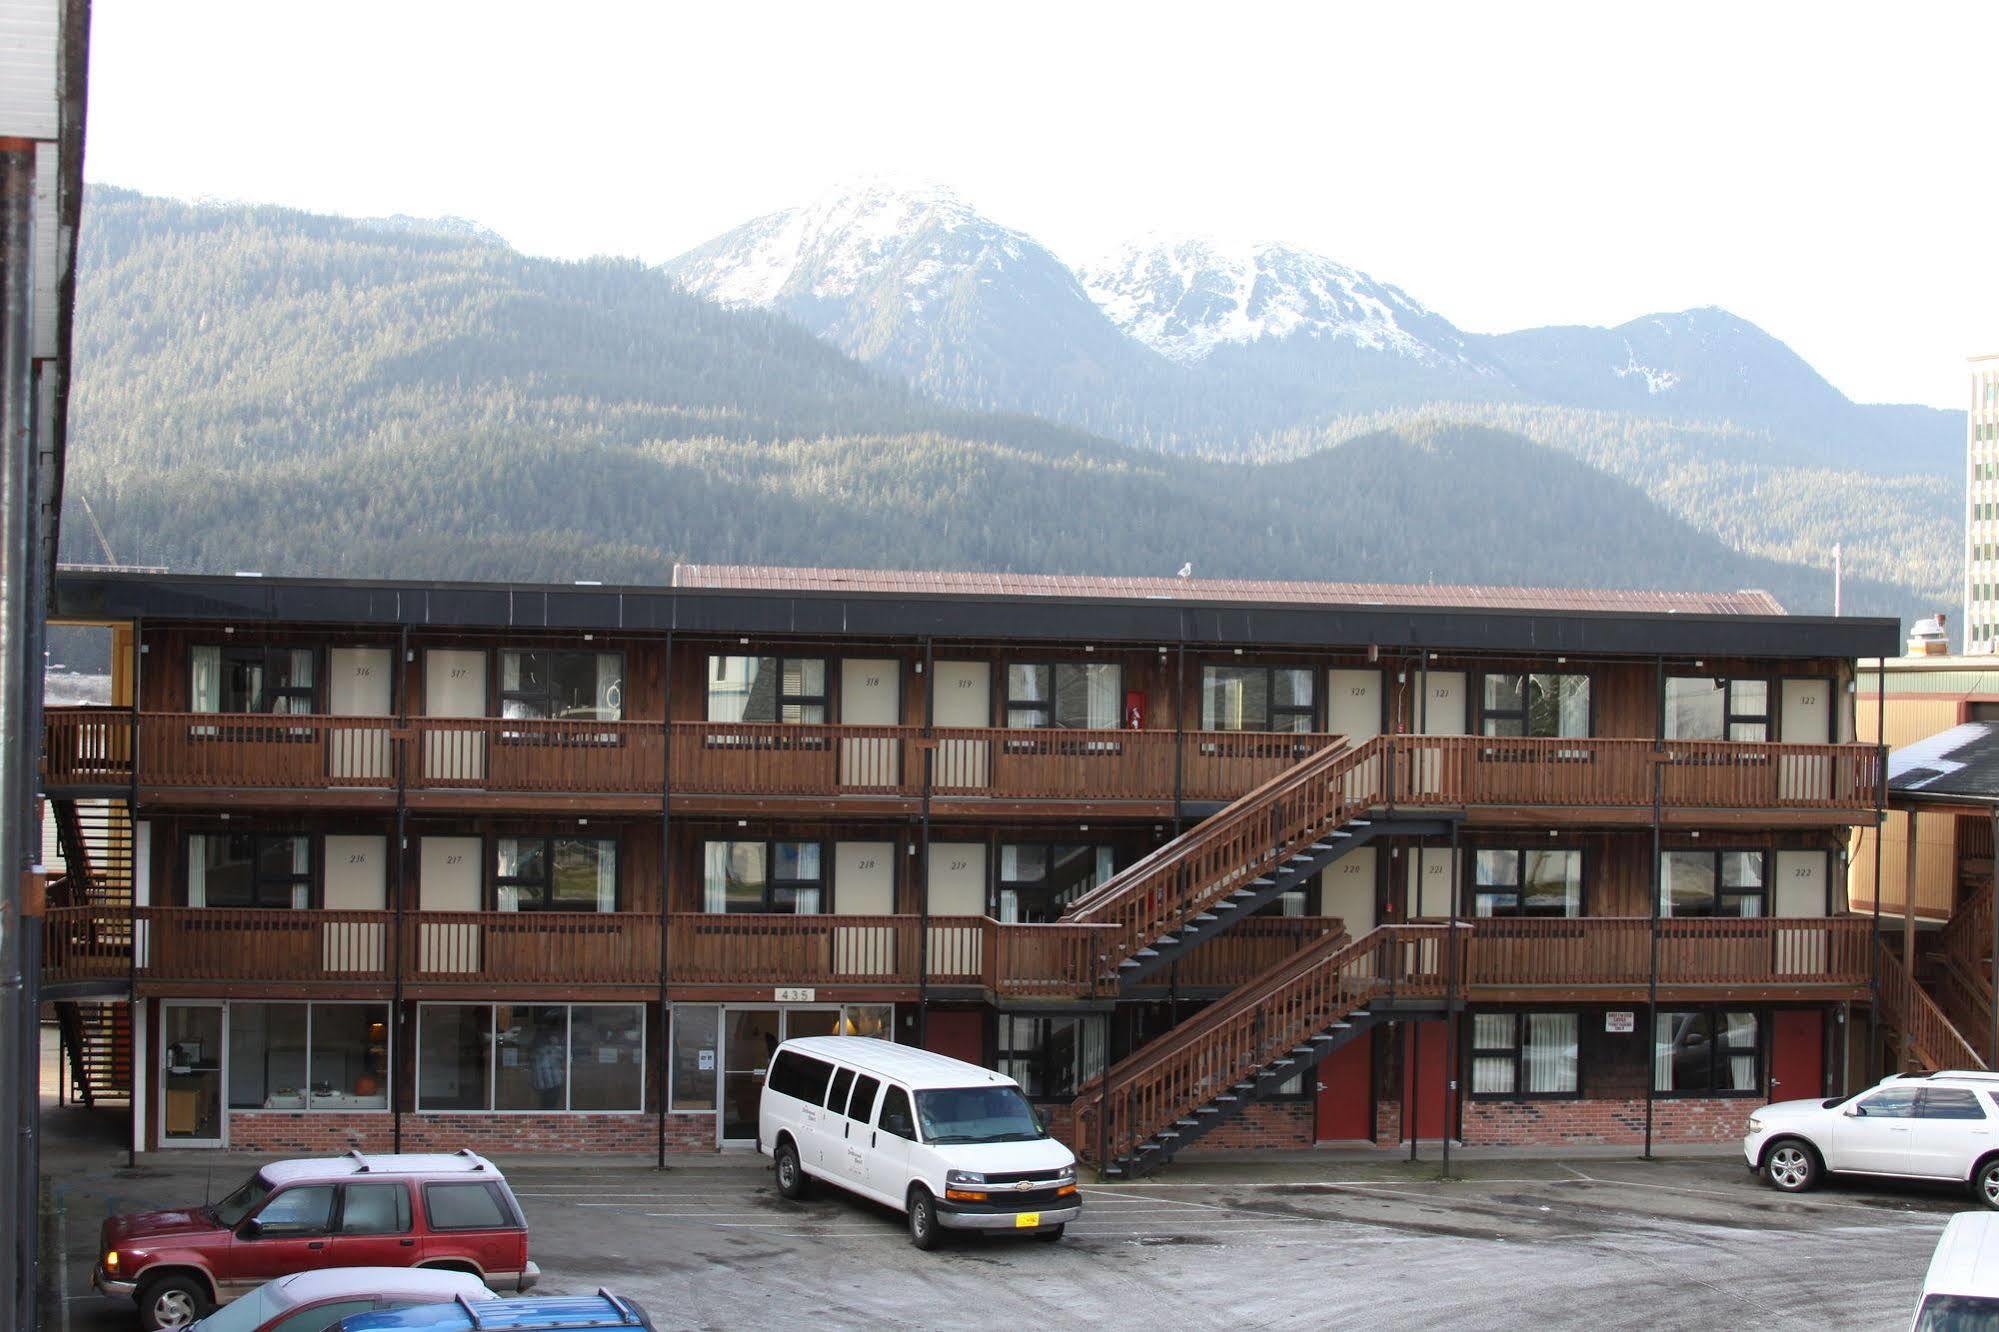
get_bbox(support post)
[1441,817,1459,1180]
[658,626,673,1169]
[392,623,407,1153]
[917,636,932,1047]
[1407,1016,1420,1163]
[1172,640,1185,836]
[1904,808,1919,1072]
[0,138,38,1332]
[1870,670,1885,1080]
[1644,744,1661,1161]
[1989,807,1997,1068]
[126,617,141,1168]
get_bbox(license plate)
[1014,1212,1040,1229]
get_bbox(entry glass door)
[721,1008,781,1143]
[161,1002,225,1146]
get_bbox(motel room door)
[423,649,487,781]
[932,661,991,790]
[839,659,901,788]
[1769,1010,1825,1102]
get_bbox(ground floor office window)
[1661,851,1765,917]
[1656,1011,1760,1094]
[997,1014,1106,1100]
[228,1002,390,1111]
[417,1003,645,1112]
[1469,1013,1579,1096]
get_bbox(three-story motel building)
[38,564,1907,1174]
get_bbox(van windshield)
[914,1086,1045,1145]
[1914,1292,1999,1331]
[211,1172,273,1227]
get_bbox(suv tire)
[137,1273,211,1331]
[1763,1138,1821,1194]
[1973,1158,1999,1210]
[774,1139,811,1201]
[1035,1224,1066,1242]
[908,1185,943,1251]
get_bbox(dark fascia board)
[52,569,1902,660]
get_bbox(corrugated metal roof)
[672,564,1788,617]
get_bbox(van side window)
[424,1181,517,1231]
[825,1066,855,1113]
[848,1074,882,1121]
[769,1051,833,1103]
[879,1085,917,1140]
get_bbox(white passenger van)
[1912,1212,1999,1330]
[758,1036,1080,1248]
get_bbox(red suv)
[92,1150,539,1330]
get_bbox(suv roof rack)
[452,1292,491,1329]
[598,1289,639,1322]
[456,1147,488,1171]
[345,1148,371,1172]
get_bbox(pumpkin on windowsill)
[353,1074,380,1097]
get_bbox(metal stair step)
[1195,1107,1219,1116]
[1347,819,1371,827]
[1136,948,1159,958]
[1158,1130,1182,1139]
[1214,901,1238,911]
[1269,1058,1295,1068]
[1216,1094,1239,1103]
[1194,913,1218,922]
[1119,959,1142,969]
[1251,877,1276,887]
[1175,1118,1198,1127]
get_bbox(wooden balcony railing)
[667,913,922,985]
[134,906,396,982]
[43,707,134,785]
[128,713,399,789]
[931,727,1177,801]
[404,910,660,984]
[1462,916,1873,988]
[409,718,665,793]
[669,722,919,797]
[42,905,131,986]
[1179,732,1345,802]
[1878,941,1986,1072]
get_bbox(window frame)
[704,654,830,725]
[700,838,830,914]
[491,834,621,913]
[1003,661,1125,731]
[496,648,626,737]
[227,1000,392,1114]
[995,843,1116,923]
[1662,675,1770,743]
[1466,1010,1582,1100]
[994,1012,1107,1103]
[1465,846,1586,918]
[1475,670,1593,741]
[1199,663,1317,733]
[1659,848,1767,918]
[1654,1008,1763,1098]
[192,643,322,715]
[185,830,320,910]
[419,1180,522,1232]
[334,1180,413,1236]
[413,1001,647,1115]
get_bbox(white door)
[327,647,393,781]
[1412,670,1467,801]
[834,842,896,976]
[1779,678,1833,803]
[839,659,901,788]
[1405,846,1459,918]
[933,661,991,790]
[322,834,387,973]
[1329,669,1384,802]
[926,842,987,979]
[1321,847,1377,934]
[424,650,487,781]
[1773,849,1830,975]
[417,836,482,973]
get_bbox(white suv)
[1745,1072,1999,1206]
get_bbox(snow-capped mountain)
[664,180,1175,432]
[1081,235,1484,371]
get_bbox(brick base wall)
[226,1112,721,1155]
[1196,1100,1313,1151]
[1460,1097,1752,1147]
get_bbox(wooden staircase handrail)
[1939,883,1994,1002]
[1878,940,1986,1072]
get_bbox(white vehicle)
[1912,1213,1999,1331]
[757,1036,1080,1249]
[1745,1072,1999,1206]
[187,1267,492,1332]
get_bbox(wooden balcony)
[1461,915,1874,998]
[42,708,1880,819]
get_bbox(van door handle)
[843,1123,850,1139]
[307,1241,325,1250]
[400,1238,416,1247]
[871,1131,877,1148]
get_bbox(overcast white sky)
[84,0,1997,410]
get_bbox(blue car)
[333,1292,653,1332]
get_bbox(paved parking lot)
[37,1131,1972,1332]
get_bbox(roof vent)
[1909,612,1951,656]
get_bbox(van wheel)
[774,1140,811,1200]
[908,1186,943,1251]
[1973,1158,1999,1210]
[1763,1139,1820,1194]
[137,1274,211,1331]
[1035,1224,1066,1242]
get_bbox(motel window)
[1005,662,1122,729]
[1661,850,1765,917]
[707,656,827,723]
[416,1003,644,1113]
[1469,1012,1579,1097]
[1663,677,1769,742]
[226,1002,389,1111]
[499,650,623,722]
[1655,1010,1761,1095]
[997,1014,1106,1101]
[1201,665,1315,733]
[702,840,826,913]
[495,837,618,912]
[997,843,1115,922]
[191,645,317,714]
[1480,673,1590,738]
[187,832,315,909]
[1470,849,1582,918]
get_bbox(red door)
[1769,1010,1824,1103]
[922,1011,984,1066]
[1315,1031,1373,1141]
[1401,1021,1450,1141]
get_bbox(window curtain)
[287,837,310,909]
[595,843,617,913]
[1723,1013,1758,1091]
[1085,665,1119,729]
[188,834,209,907]
[1654,1014,1678,1090]
[281,649,315,714]
[1523,1014,1578,1093]
[191,646,221,714]
[497,839,526,912]
[596,655,623,721]
[702,842,730,915]
[1470,1015,1515,1093]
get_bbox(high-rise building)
[1965,353,1999,650]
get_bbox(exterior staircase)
[1878,940,1985,1073]
[1059,735,1446,989]
[1931,884,1994,1063]
[1073,923,1449,1177]
[55,999,132,1107]
[45,796,137,1106]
